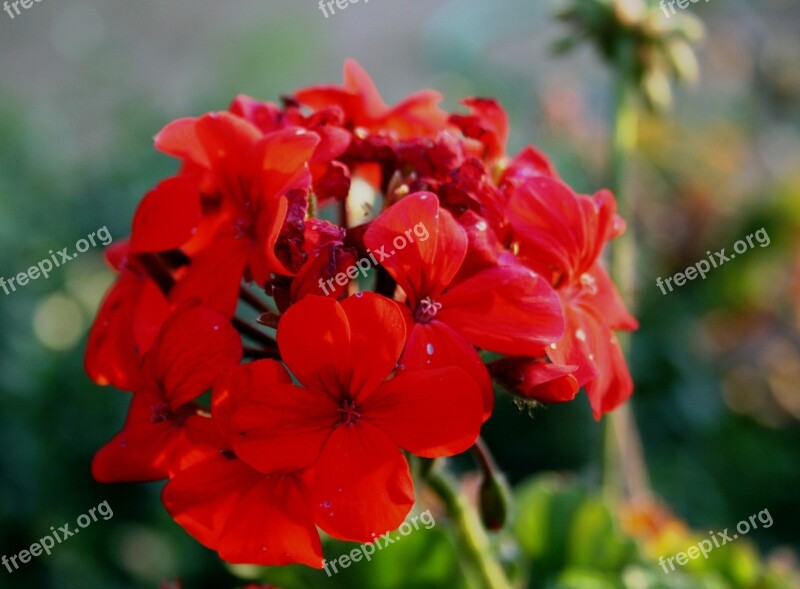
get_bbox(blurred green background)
[0,0,798,588]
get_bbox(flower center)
[337,399,361,426]
[414,297,442,324]
[579,272,598,296]
[150,402,184,425]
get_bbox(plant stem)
[603,35,652,504]
[427,468,514,589]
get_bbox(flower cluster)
[86,60,637,568]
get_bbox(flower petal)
[212,359,292,442]
[146,304,243,408]
[232,382,337,474]
[438,265,564,357]
[340,293,406,401]
[219,469,323,568]
[154,117,210,168]
[401,321,494,420]
[363,367,482,458]
[364,192,466,303]
[277,296,351,397]
[170,232,251,317]
[130,176,202,254]
[314,422,414,543]
[92,389,216,482]
[163,455,323,568]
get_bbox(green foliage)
[512,475,800,589]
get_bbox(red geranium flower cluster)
[86,59,637,568]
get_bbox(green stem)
[603,35,641,503]
[427,468,514,589]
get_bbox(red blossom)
[86,60,638,569]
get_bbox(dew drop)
[575,329,586,342]
[426,343,435,355]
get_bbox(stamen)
[414,297,442,324]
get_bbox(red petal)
[364,367,482,458]
[340,293,406,401]
[219,469,322,568]
[85,272,169,390]
[146,304,242,408]
[547,304,599,388]
[258,128,320,202]
[449,98,509,162]
[438,265,564,357]
[169,233,250,317]
[130,176,201,253]
[490,358,580,404]
[212,359,292,442]
[232,382,337,474]
[364,192,466,302]
[277,296,351,397]
[580,309,634,419]
[401,321,494,420]
[507,177,619,284]
[163,455,323,568]
[314,422,414,543]
[154,117,210,168]
[92,388,216,482]
[576,263,639,331]
[195,112,262,185]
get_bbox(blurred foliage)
[513,475,800,589]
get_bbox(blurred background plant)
[0,0,798,588]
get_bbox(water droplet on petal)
[426,343,435,355]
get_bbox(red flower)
[85,241,170,391]
[154,113,320,315]
[506,176,638,418]
[162,360,322,568]
[449,98,509,163]
[92,304,242,481]
[231,293,483,542]
[364,192,564,418]
[294,59,448,139]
